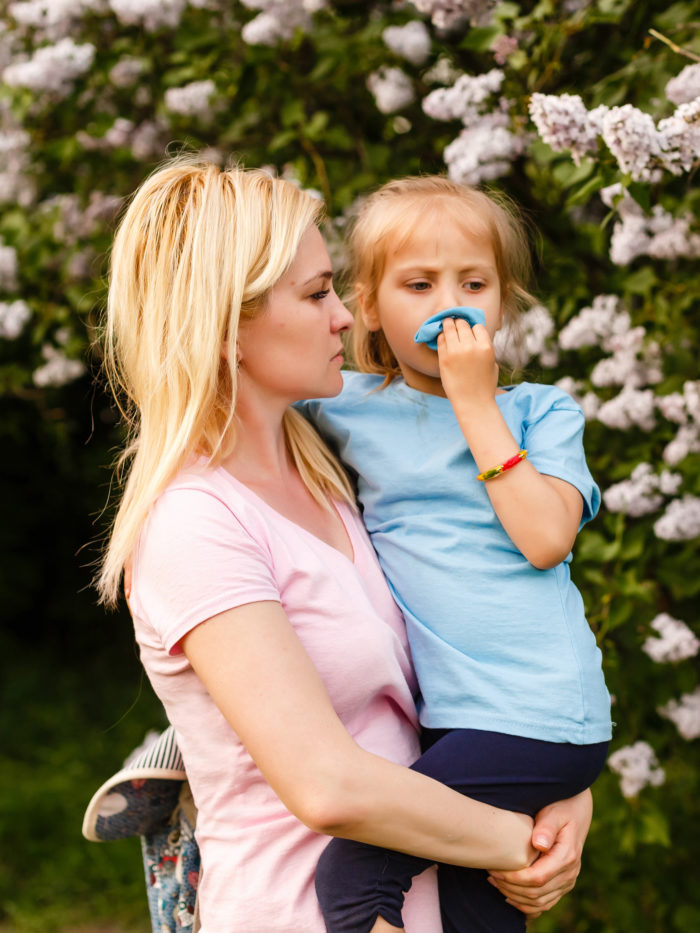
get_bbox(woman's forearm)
[310,745,536,872]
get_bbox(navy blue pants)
[315,728,608,933]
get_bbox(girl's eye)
[465,281,484,291]
[408,282,431,291]
[310,289,330,301]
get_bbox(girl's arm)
[437,318,584,569]
[181,598,537,871]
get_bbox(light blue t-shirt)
[301,371,612,744]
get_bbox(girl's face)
[362,211,503,396]
[237,225,353,408]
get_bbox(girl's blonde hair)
[98,155,353,606]
[347,175,536,381]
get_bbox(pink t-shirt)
[131,464,441,933]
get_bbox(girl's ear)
[358,290,381,332]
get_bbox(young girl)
[302,176,612,933]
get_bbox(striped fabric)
[82,726,187,843]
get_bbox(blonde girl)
[301,176,611,933]
[100,159,594,933]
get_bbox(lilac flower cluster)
[382,21,431,66]
[367,67,415,114]
[603,464,681,518]
[422,71,524,184]
[0,299,31,339]
[642,613,700,664]
[164,79,216,118]
[529,82,700,182]
[608,741,665,798]
[2,36,95,97]
[600,184,700,266]
[240,0,326,46]
[658,688,700,741]
[408,0,496,32]
[656,381,700,466]
[653,495,700,542]
[493,304,558,370]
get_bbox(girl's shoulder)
[500,380,584,417]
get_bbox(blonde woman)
[99,157,593,933]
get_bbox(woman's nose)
[331,295,354,332]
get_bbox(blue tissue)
[413,307,486,350]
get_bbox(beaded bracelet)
[477,449,527,482]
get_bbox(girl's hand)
[487,790,593,916]
[436,317,499,410]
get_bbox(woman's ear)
[358,291,381,332]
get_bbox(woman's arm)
[182,598,537,871]
[488,790,593,914]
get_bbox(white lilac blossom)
[3,36,95,97]
[596,386,656,432]
[0,122,34,206]
[109,0,187,31]
[656,383,700,465]
[658,688,700,740]
[408,1,496,31]
[579,391,602,421]
[642,613,700,664]
[443,110,524,185]
[367,67,415,114]
[240,0,326,45]
[43,191,122,245]
[7,1,106,40]
[0,242,19,292]
[528,93,604,164]
[608,741,665,798]
[601,188,700,266]
[658,99,700,176]
[654,495,700,541]
[494,304,557,369]
[109,57,144,87]
[33,344,86,387]
[422,69,504,123]
[0,299,30,339]
[382,21,431,66]
[601,105,663,183]
[164,79,216,117]
[665,63,700,106]
[558,294,629,351]
[603,463,681,518]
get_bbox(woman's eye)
[310,289,330,301]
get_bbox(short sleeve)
[132,486,280,654]
[523,398,600,526]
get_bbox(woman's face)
[237,226,353,407]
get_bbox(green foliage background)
[1,1,698,930]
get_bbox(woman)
[99,156,593,932]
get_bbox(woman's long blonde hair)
[98,156,353,606]
[347,175,536,382]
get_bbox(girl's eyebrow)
[301,270,333,286]
[395,263,493,275]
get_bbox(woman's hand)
[487,789,593,916]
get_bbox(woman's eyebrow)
[301,270,333,286]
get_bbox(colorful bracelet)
[476,449,527,482]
